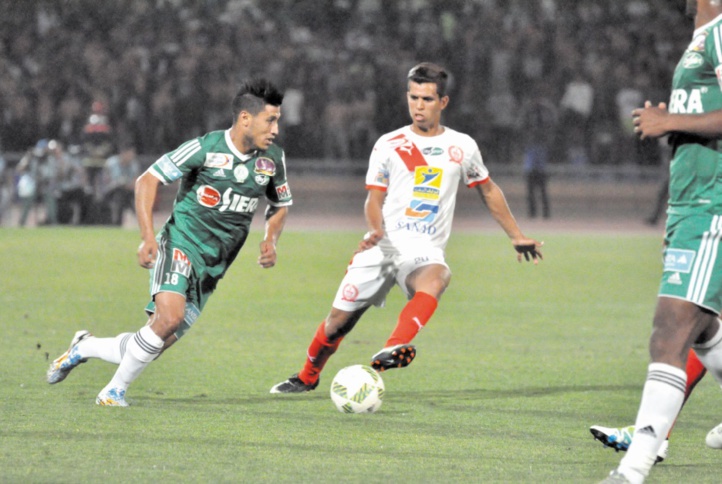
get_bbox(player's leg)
[271,247,393,393]
[612,298,713,483]
[96,291,185,406]
[589,347,707,461]
[371,260,449,371]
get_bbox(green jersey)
[149,129,292,280]
[668,14,722,215]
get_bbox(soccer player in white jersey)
[271,62,542,393]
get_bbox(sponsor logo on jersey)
[156,156,183,182]
[395,220,438,235]
[254,157,276,176]
[197,185,221,207]
[171,248,192,277]
[204,153,234,170]
[412,166,442,200]
[374,169,389,185]
[664,249,696,273]
[275,182,292,201]
[404,200,439,222]
[422,147,444,156]
[689,31,708,52]
[234,164,249,183]
[341,283,359,302]
[449,146,463,164]
[683,52,704,69]
[669,89,704,114]
[667,272,683,285]
[219,187,259,213]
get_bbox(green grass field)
[1,227,720,483]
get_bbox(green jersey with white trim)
[149,129,292,279]
[668,14,722,215]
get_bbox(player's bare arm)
[476,181,543,264]
[258,205,288,268]
[633,100,722,139]
[135,171,161,268]
[357,188,385,253]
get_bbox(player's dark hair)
[407,62,449,98]
[232,78,284,121]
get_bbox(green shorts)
[144,236,212,339]
[659,213,722,315]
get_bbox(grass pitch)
[1,227,720,483]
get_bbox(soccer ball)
[330,365,385,414]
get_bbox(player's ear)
[440,95,449,110]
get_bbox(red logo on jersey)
[275,182,291,200]
[341,283,359,302]
[449,146,463,164]
[171,248,192,277]
[389,134,427,172]
[197,185,221,207]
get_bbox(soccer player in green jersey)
[602,1,722,482]
[46,78,292,406]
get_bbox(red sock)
[667,348,707,438]
[298,321,343,385]
[684,348,706,403]
[385,292,438,347]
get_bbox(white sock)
[693,321,722,384]
[77,333,133,364]
[617,363,686,483]
[102,326,164,392]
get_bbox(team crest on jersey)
[683,52,704,69]
[197,185,221,207]
[204,153,234,170]
[448,146,463,164]
[234,164,249,183]
[412,166,442,200]
[171,249,192,277]
[341,283,359,302]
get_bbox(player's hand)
[258,240,277,268]
[512,238,543,264]
[356,229,384,254]
[632,101,669,140]
[137,239,158,269]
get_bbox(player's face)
[407,81,448,135]
[248,105,281,151]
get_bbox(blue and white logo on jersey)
[664,249,696,273]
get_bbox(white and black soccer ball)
[330,364,384,414]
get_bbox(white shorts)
[332,244,449,311]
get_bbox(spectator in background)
[15,140,46,227]
[558,70,595,166]
[519,82,556,219]
[102,143,140,226]
[81,101,114,204]
[55,143,87,225]
[0,145,10,226]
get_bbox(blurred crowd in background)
[0,0,693,225]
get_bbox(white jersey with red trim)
[365,125,489,252]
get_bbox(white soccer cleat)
[96,387,129,407]
[705,422,722,449]
[590,425,668,463]
[46,330,92,384]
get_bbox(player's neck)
[410,124,445,137]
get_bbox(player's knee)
[150,309,185,340]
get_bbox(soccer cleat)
[46,330,92,384]
[96,387,129,407]
[269,374,319,393]
[370,344,416,371]
[590,425,634,452]
[599,470,632,484]
[590,425,668,464]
